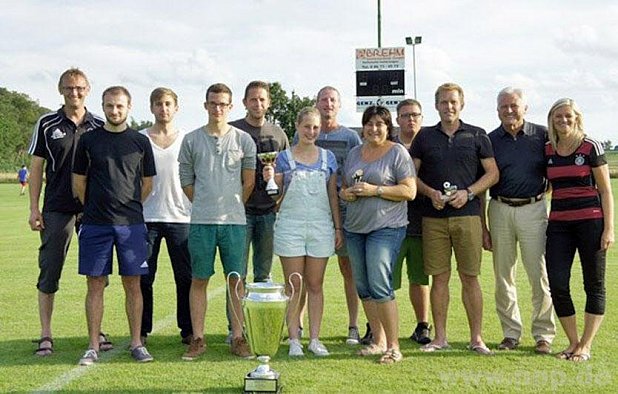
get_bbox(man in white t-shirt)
[140,87,193,346]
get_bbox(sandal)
[33,336,53,356]
[99,332,113,351]
[570,353,591,362]
[379,348,403,364]
[556,350,573,360]
[357,343,385,356]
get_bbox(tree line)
[0,83,314,172]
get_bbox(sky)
[1,0,617,143]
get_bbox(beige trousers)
[488,198,556,343]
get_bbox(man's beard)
[106,115,127,127]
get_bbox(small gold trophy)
[258,152,279,195]
[442,181,458,201]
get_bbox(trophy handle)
[226,271,243,331]
[288,272,303,312]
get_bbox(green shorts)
[188,224,247,279]
[393,236,428,289]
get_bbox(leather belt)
[496,194,544,207]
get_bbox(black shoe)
[360,322,373,345]
[410,323,432,345]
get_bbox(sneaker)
[410,323,432,345]
[308,339,329,357]
[346,326,360,345]
[78,349,98,366]
[288,338,304,357]
[231,337,253,358]
[182,337,206,361]
[131,345,154,363]
[360,322,373,345]
[498,337,519,350]
[181,334,193,345]
[224,330,233,345]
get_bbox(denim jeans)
[140,222,192,338]
[345,227,406,303]
[244,212,276,282]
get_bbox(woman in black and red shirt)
[545,98,614,362]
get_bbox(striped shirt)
[545,137,606,222]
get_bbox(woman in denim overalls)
[263,107,342,357]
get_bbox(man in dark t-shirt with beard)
[73,86,156,366]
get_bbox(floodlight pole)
[377,0,382,47]
[406,36,423,99]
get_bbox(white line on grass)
[32,285,227,393]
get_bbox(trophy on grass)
[228,272,302,393]
[258,152,279,195]
[442,181,458,201]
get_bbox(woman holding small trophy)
[339,105,416,364]
[262,107,342,357]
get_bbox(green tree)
[0,87,51,171]
[266,82,315,141]
[129,117,153,131]
[602,140,613,151]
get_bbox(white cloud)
[1,0,617,142]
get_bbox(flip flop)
[33,336,53,356]
[556,350,573,360]
[469,343,494,356]
[357,343,386,356]
[99,332,113,352]
[419,342,450,352]
[378,348,403,364]
[570,353,591,362]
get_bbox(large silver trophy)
[258,152,279,196]
[228,272,301,393]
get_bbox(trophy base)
[244,371,282,393]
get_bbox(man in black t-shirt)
[73,86,156,366]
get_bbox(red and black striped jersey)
[545,137,606,221]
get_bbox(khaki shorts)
[422,216,482,276]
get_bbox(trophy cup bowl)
[258,152,279,196]
[241,282,289,393]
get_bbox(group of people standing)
[27,68,613,367]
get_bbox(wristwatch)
[467,188,475,202]
[376,186,384,197]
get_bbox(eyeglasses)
[207,102,231,109]
[62,86,88,93]
[398,112,422,119]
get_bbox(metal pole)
[412,43,417,99]
[377,0,381,47]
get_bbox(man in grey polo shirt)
[178,83,256,360]
[482,87,555,354]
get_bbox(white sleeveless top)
[141,129,191,223]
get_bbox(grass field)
[0,183,616,393]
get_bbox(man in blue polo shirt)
[482,87,555,354]
[410,82,499,355]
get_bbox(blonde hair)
[296,106,321,125]
[547,98,585,150]
[150,87,178,106]
[435,82,464,106]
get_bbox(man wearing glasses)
[178,83,256,360]
[393,99,432,345]
[27,68,112,357]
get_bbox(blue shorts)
[78,224,149,277]
[188,224,247,280]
